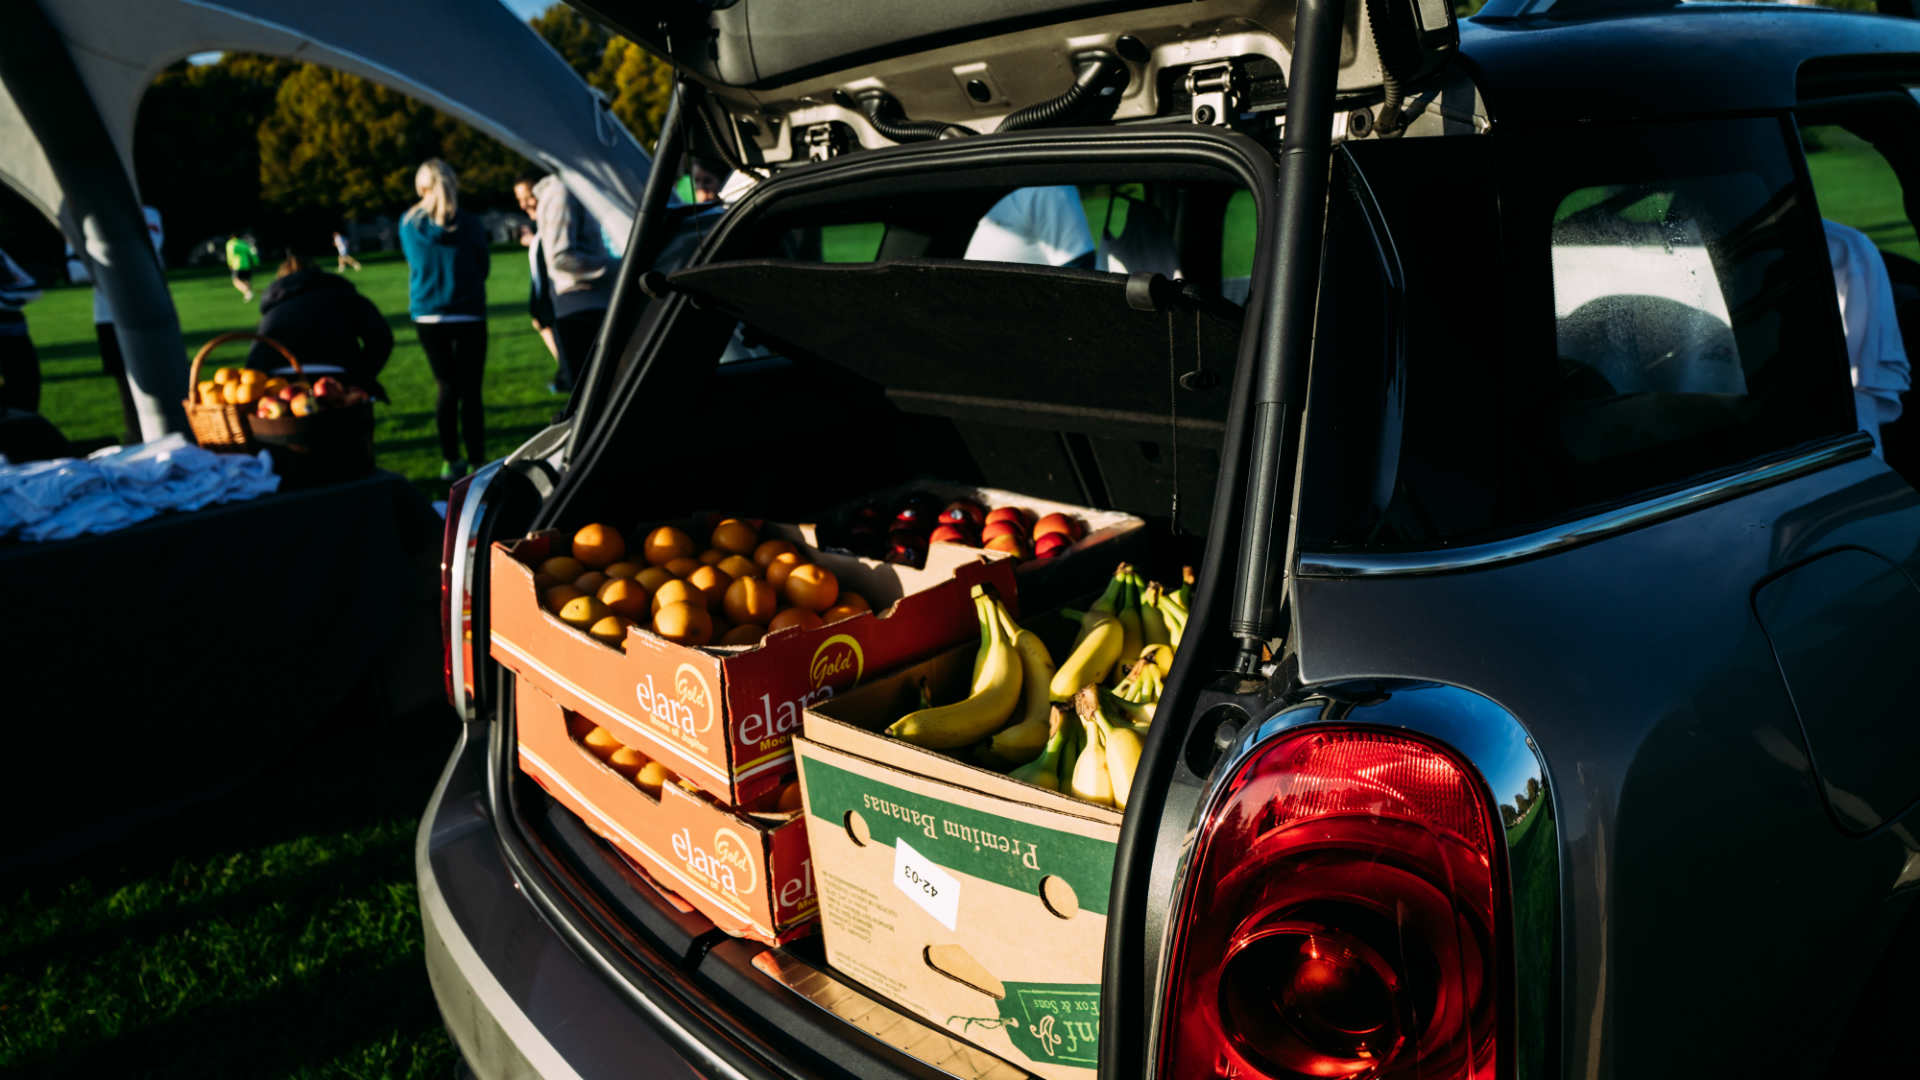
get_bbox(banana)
[1051,615,1123,700]
[1078,686,1144,809]
[988,601,1057,764]
[1068,704,1114,806]
[1155,590,1189,650]
[889,588,1022,748]
[1176,565,1194,608]
[1071,567,1129,649]
[1139,643,1174,678]
[1115,574,1144,677]
[1101,686,1153,728]
[1139,582,1171,648]
[1058,710,1082,786]
[1008,705,1070,790]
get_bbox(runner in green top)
[225,234,258,302]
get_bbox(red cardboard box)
[490,523,1016,806]
[515,678,816,944]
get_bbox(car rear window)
[1299,117,1857,553]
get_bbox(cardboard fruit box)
[794,643,1123,1080]
[814,481,1145,612]
[490,521,1017,807]
[514,678,816,944]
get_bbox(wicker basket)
[183,332,302,452]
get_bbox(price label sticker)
[892,837,961,930]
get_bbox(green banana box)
[796,642,1123,1080]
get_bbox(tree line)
[0,4,671,273]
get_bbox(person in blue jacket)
[399,158,491,480]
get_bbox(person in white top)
[88,205,165,444]
[1823,218,1911,459]
[332,229,362,272]
[964,186,1096,268]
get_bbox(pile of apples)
[832,492,1085,567]
[196,366,368,418]
[532,518,873,651]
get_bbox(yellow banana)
[989,602,1057,764]
[1078,686,1143,809]
[1007,705,1070,790]
[889,589,1022,748]
[1051,615,1123,700]
[1139,643,1174,678]
[1139,582,1170,648]
[1071,567,1130,649]
[1101,686,1152,728]
[1115,575,1144,677]
[1068,706,1113,806]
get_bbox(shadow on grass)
[0,949,454,1080]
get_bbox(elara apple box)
[515,678,816,944]
[490,520,1018,807]
[794,642,1123,1080]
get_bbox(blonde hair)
[410,158,459,228]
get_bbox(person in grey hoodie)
[529,174,614,394]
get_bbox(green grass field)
[32,248,562,493]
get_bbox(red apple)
[255,397,287,419]
[980,519,1022,543]
[1034,532,1073,558]
[313,375,348,401]
[885,541,924,566]
[983,506,1029,530]
[1033,512,1083,541]
[937,499,986,528]
[928,523,977,545]
[983,533,1031,559]
[276,385,298,401]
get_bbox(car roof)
[1459,4,1920,124]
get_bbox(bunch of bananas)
[887,564,1198,811]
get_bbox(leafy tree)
[530,5,613,84]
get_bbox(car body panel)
[1290,452,1920,1076]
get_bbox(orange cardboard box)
[515,677,817,944]
[490,523,1016,806]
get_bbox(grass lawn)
[32,248,563,494]
[0,705,461,1077]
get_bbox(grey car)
[422,0,1920,1077]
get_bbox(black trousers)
[415,320,488,464]
[552,307,606,394]
[0,334,40,413]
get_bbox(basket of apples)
[238,340,376,487]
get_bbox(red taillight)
[1158,728,1501,1080]
[441,473,476,707]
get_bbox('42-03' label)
[892,837,960,930]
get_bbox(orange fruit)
[634,760,670,797]
[765,552,805,592]
[717,554,759,581]
[604,561,643,580]
[582,726,623,760]
[723,577,779,625]
[572,523,626,568]
[540,556,586,583]
[697,548,725,565]
[753,539,798,569]
[783,564,839,612]
[643,526,695,566]
[543,584,585,612]
[718,623,766,646]
[635,566,674,592]
[687,564,732,608]
[651,578,703,614]
[597,577,650,619]
[776,781,803,811]
[664,556,702,579]
[532,571,559,591]
[197,379,220,403]
[653,601,713,646]
[589,614,632,647]
[566,713,596,740]
[608,745,649,778]
[572,571,608,595]
[213,366,239,385]
[821,593,871,623]
[559,595,612,628]
[768,607,823,634]
[711,518,758,555]
[238,367,264,385]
